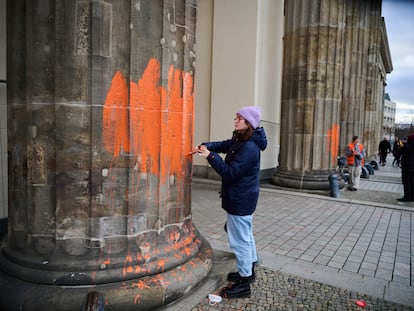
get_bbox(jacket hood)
[252,127,267,151]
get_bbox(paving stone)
[193,267,413,311]
[188,158,414,310]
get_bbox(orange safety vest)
[346,143,365,166]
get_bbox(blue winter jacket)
[203,127,267,216]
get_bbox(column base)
[271,170,345,190]
[0,236,212,311]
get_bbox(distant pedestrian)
[392,138,403,167]
[398,133,414,202]
[193,106,267,298]
[378,137,391,166]
[345,135,365,191]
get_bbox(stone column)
[363,0,384,157]
[1,1,211,310]
[339,0,370,155]
[339,0,384,157]
[272,0,346,190]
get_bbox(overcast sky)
[382,0,414,124]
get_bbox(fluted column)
[337,0,386,158]
[272,0,346,190]
[363,0,384,157]
[1,1,211,310]
[339,0,370,154]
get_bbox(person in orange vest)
[345,135,365,191]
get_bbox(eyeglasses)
[234,115,245,122]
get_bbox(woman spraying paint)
[193,106,267,298]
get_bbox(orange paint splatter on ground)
[327,124,340,164]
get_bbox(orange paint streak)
[103,71,130,157]
[102,241,112,265]
[327,124,340,164]
[134,294,141,304]
[160,66,184,183]
[182,71,195,157]
[102,58,195,185]
[130,58,162,176]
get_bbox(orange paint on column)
[327,124,340,164]
[130,60,194,184]
[160,66,184,183]
[130,58,162,175]
[183,71,194,156]
[103,71,130,157]
[102,58,195,207]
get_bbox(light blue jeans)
[226,214,257,277]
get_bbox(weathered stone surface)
[3,0,210,309]
[272,0,389,190]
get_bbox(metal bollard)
[328,174,340,198]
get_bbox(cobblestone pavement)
[192,266,413,310]
[190,157,414,310]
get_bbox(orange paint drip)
[134,294,141,304]
[327,124,340,164]
[160,66,184,184]
[103,71,130,157]
[130,58,162,176]
[182,71,195,156]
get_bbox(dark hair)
[352,135,359,141]
[233,126,253,141]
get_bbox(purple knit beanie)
[237,106,261,129]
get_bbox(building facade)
[383,93,396,141]
[194,0,392,189]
